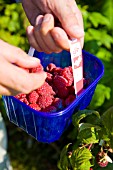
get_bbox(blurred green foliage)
[0,3,29,51]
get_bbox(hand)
[22,0,84,52]
[0,40,47,96]
[26,13,69,53]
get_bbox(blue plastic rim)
[3,50,104,143]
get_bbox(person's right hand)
[0,40,47,96]
[22,0,84,53]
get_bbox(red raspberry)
[28,91,39,104]
[15,93,26,99]
[52,98,64,110]
[60,67,73,86]
[96,152,108,168]
[37,82,55,96]
[19,98,29,105]
[68,86,75,95]
[52,67,63,75]
[38,95,53,109]
[68,66,73,74]
[65,94,76,106]
[46,63,56,73]
[57,87,69,99]
[29,103,41,111]
[42,106,57,113]
[53,75,68,89]
[30,64,43,73]
[46,72,53,84]
[51,85,58,95]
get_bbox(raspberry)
[37,82,55,96]
[68,66,73,74]
[38,95,53,109]
[53,75,68,89]
[68,86,75,95]
[98,161,108,167]
[65,95,76,106]
[60,67,73,86]
[52,67,62,75]
[42,106,57,113]
[57,87,69,99]
[28,91,39,104]
[46,63,56,73]
[30,64,43,73]
[52,98,64,110]
[51,85,58,95]
[19,98,29,105]
[29,103,41,111]
[96,152,108,168]
[15,93,26,99]
[46,72,53,84]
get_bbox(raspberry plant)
[58,107,113,170]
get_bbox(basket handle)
[28,46,35,57]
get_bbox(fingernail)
[29,57,40,63]
[43,16,51,23]
[39,71,47,79]
[71,25,84,37]
[36,17,43,25]
[35,18,43,31]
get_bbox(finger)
[34,15,52,54]
[52,0,84,40]
[0,59,47,95]
[0,84,21,96]
[0,39,41,68]
[0,40,40,67]
[40,14,62,53]
[51,27,70,51]
[0,84,12,96]
[26,26,43,52]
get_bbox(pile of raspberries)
[15,63,80,113]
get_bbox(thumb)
[0,39,40,68]
[53,0,84,39]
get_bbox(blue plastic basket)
[3,50,104,143]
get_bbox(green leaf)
[58,143,71,170]
[88,12,110,27]
[89,84,111,108]
[101,0,113,30]
[96,48,113,62]
[78,127,99,144]
[101,106,113,148]
[70,148,92,170]
[85,29,113,48]
[72,109,100,127]
[79,123,101,131]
